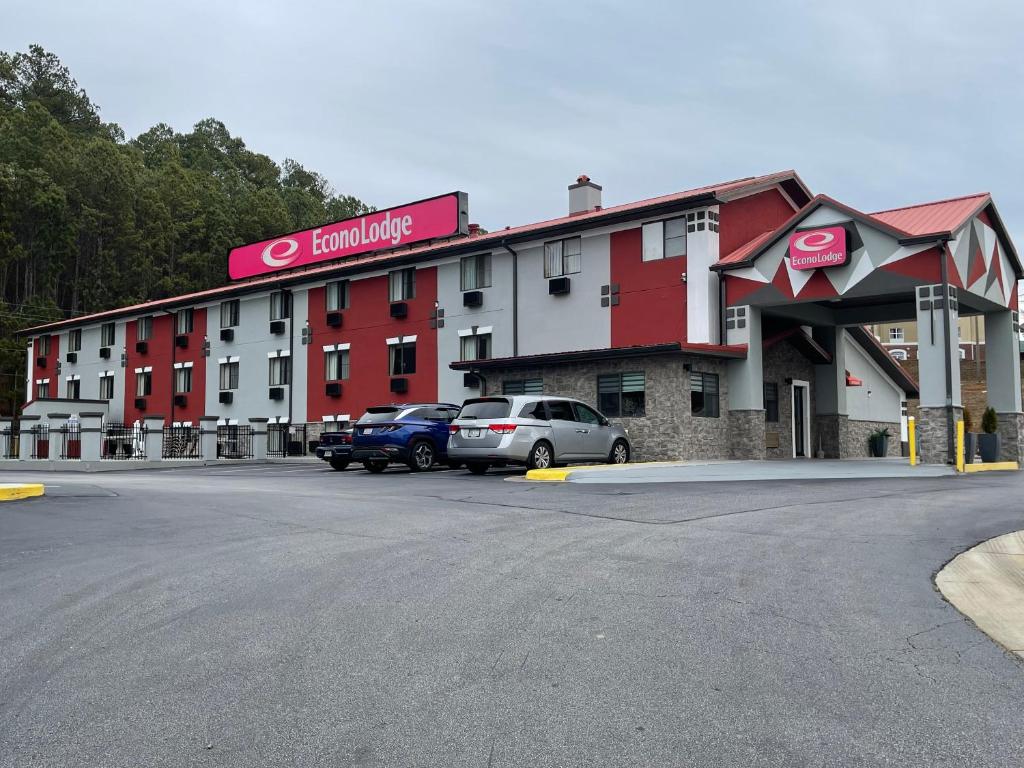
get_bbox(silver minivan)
[447,395,631,474]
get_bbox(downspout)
[501,240,519,357]
[938,240,955,464]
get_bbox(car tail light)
[341,434,352,444]
[449,425,460,434]
[487,424,518,435]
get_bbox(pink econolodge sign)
[229,192,466,279]
[787,226,848,270]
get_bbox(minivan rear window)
[458,398,512,419]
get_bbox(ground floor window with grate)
[763,382,779,423]
[690,372,720,418]
[502,378,543,395]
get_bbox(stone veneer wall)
[728,410,765,459]
[843,418,901,457]
[483,354,731,461]
[996,412,1024,463]
[917,405,962,464]
[762,340,818,459]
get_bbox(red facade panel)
[609,227,687,347]
[306,269,439,422]
[718,188,798,259]
[124,310,207,425]
[29,333,58,402]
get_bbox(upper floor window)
[503,378,543,396]
[99,373,115,400]
[221,300,240,328]
[219,361,239,390]
[543,237,582,278]
[389,268,416,302]
[388,340,416,375]
[174,365,193,394]
[325,348,350,381]
[68,329,82,352]
[36,335,51,356]
[270,291,292,321]
[690,372,720,418]
[642,217,687,262]
[176,308,194,334]
[137,315,153,341]
[100,322,115,347]
[460,254,492,291]
[460,332,491,362]
[269,354,291,386]
[889,327,904,343]
[763,382,779,423]
[597,372,646,417]
[326,280,349,311]
[136,370,152,397]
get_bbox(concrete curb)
[0,483,45,501]
[936,530,1024,660]
[524,461,696,482]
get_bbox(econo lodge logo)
[788,226,847,271]
[261,238,301,269]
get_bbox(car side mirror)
[600,417,610,427]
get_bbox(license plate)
[468,428,481,438]
[322,449,332,457]
[362,428,372,435]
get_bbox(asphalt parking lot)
[2,462,1023,767]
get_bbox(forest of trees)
[0,45,372,413]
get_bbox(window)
[100,322,115,347]
[764,382,779,423]
[37,335,51,356]
[890,349,908,361]
[389,268,416,301]
[690,372,720,418]
[389,341,416,375]
[269,356,291,386]
[326,280,349,311]
[597,372,646,417]
[270,291,292,321]
[642,217,687,262]
[543,237,582,278]
[889,327,904,342]
[174,366,192,394]
[460,333,491,362]
[221,300,240,328]
[959,347,967,360]
[503,378,544,395]
[547,400,576,421]
[176,308,194,334]
[460,254,492,291]
[219,361,239,390]
[137,316,153,341]
[518,401,548,420]
[36,379,50,398]
[574,402,603,425]
[66,378,81,399]
[136,370,152,397]
[460,399,513,419]
[325,349,350,380]
[99,373,114,400]
[68,329,82,352]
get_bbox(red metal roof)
[22,170,810,334]
[869,192,990,236]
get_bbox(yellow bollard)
[908,416,917,466]
[956,419,965,473]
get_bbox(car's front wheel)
[608,439,630,465]
[408,441,435,472]
[527,441,554,470]
[363,460,388,473]
[329,458,350,471]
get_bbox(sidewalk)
[525,458,957,483]
[936,530,1024,660]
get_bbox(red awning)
[845,370,863,387]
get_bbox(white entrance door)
[791,380,811,458]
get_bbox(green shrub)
[963,407,973,432]
[981,407,998,434]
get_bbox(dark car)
[351,403,461,473]
[315,428,354,471]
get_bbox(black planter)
[963,433,978,464]
[978,432,1002,463]
[869,435,889,457]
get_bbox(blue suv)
[351,403,462,473]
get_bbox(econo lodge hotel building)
[20,170,1024,464]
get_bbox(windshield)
[458,399,512,419]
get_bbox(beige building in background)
[872,317,987,362]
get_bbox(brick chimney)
[568,174,602,215]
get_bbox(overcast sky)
[5,0,1024,245]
